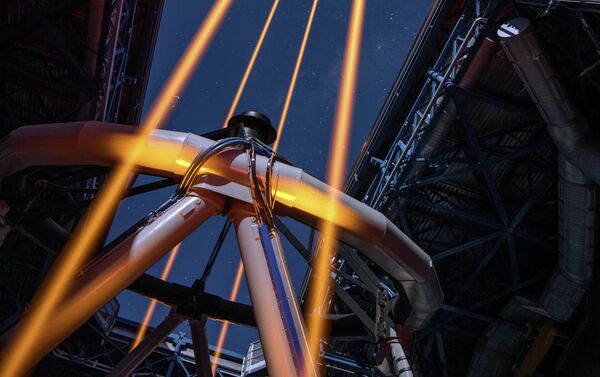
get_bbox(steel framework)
[338,0,600,375]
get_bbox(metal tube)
[389,328,413,377]
[0,193,223,371]
[498,17,600,184]
[229,205,316,377]
[127,273,257,327]
[190,317,213,377]
[108,313,183,377]
[1,121,442,329]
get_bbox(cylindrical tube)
[0,193,223,371]
[229,205,316,377]
[1,121,442,329]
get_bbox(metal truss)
[0,0,103,135]
[291,1,495,373]
[44,318,243,377]
[333,0,572,375]
[364,0,491,209]
[95,0,139,122]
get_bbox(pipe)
[468,18,600,377]
[0,193,223,371]
[499,17,599,322]
[229,205,316,377]
[389,328,413,377]
[498,17,600,185]
[0,121,443,330]
[468,296,539,377]
[540,158,597,320]
[127,273,257,327]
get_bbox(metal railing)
[364,1,488,208]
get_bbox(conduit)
[499,16,598,322]
[499,18,600,185]
[467,17,599,376]
[406,36,498,180]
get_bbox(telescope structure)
[1,0,600,376]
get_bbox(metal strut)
[0,122,443,375]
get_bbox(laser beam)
[304,0,365,369]
[130,243,182,351]
[0,2,232,374]
[273,0,319,152]
[210,1,280,371]
[222,0,280,128]
[211,262,245,375]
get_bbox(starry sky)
[107,0,430,356]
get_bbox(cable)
[246,139,274,229]
[176,134,292,197]
[199,219,232,285]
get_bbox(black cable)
[247,138,274,229]
[177,137,276,197]
[176,136,292,230]
[198,218,232,285]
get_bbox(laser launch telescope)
[0,113,442,377]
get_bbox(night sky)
[107,0,430,356]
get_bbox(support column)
[229,205,316,377]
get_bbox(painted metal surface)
[0,119,444,374]
[0,121,442,330]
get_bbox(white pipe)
[0,193,223,371]
[0,121,443,329]
[229,205,316,377]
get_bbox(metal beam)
[127,178,176,197]
[334,284,376,335]
[432,232,502,261]
[108,313,183,377]
[127,273,256,328]
[453,174,553,300]
[189,317,213,377]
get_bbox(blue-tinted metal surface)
[258,224,307,375]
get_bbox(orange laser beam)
[130,243,182,351]
[304,0,365,367]
[211,261,245,375]
[210,2,279,372]
[0,2,232,375]
[222,0,280,128]
[273,0,319,152]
